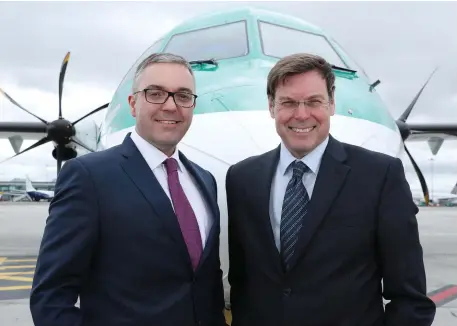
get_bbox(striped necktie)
[280,160,310,272]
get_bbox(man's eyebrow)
[277,95,294,101]
[176,87,194,94]
[144,84,164,90]
[307,94,326,100]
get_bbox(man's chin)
[284,138,318,158]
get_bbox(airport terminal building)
[0,178,55,201]
[0,178,55,192]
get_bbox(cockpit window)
[164,20,249,61]
[123,38,164,83]
[330,38,370,79]
[258,21,347,68]
[112,37,165,97]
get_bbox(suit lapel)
[118,134,191,267]
[178,151,219,272]
[288,136,351,270]
[249,146,283,275]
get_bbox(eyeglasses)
[134,88,197,108]
[276,99,330,111]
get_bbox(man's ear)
[128,94,136,117]
[329,86,336,116]
[268,96,275,119]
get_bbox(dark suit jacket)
[226,135,435,326]
[30,134,226,326]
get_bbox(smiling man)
[30,53,226,326]
[226,53,435,326]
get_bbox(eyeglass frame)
[274,98,332,112]
[132,88,198,108]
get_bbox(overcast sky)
[0,1,456,196]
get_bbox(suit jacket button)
[283,288,291,296]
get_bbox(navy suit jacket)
[30,134,226,326]
[226,135,436,326]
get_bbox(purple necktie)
[164,158,203,271]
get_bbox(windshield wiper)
[331,65,357,73]
[189,59,218,66]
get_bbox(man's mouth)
[156,120,179,125]
[289,126,315,133]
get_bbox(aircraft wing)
[404,122,457,155]
[0,122,47,139]
[405,123,457,141]
[0,121,47,154]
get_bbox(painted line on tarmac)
[0,285,32,291]
[0,256,35,299]
[4,259,37,263]
[428,284,457,307]
[0,265,35,270]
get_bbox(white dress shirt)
[269,136,329,251]
[130,129,213,248]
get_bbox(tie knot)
[291,161,309,179]
[164,158,178,175]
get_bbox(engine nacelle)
[74,119,99,152]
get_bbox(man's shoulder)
[228,147,278,176]
[231,150,273,168]
[340,140,399,167]
[67,144,123,171]
[336,140,403,180]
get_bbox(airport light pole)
[430,157,434,204]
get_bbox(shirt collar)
[278,136,329,176]
[130,128,183,172]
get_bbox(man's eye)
[281,101,295,106]
[149,91,163,97]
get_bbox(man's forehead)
[138,63,195,91]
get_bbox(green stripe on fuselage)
[103,59,397,136]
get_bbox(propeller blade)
[404,144,430,206]
[0,88,48,124]
[71,137,95,152]
[0,136,51,164]
[398,67,438,122]
[71,102,109,125]
[58,52,70,119]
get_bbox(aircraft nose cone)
[182,86,280,165]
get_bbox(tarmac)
[0,202,456,325]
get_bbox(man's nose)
[162,95,178,111]
[293,103,311,119]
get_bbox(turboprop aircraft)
[1,5,457,311]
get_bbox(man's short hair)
[267,53,335,100]
[132,53,194,92]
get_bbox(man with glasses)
[226,53,435,326]
[30,53,227,326]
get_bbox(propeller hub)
[46,119,75,145]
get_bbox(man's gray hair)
[132,52,194,92]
